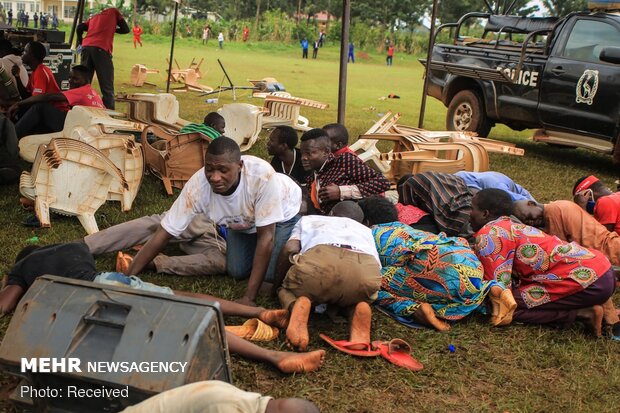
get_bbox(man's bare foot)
[577,305,604,337]
[413,303,450,331]
[286,297,311,351]
[0,285,26,314]
[115,252,133,274]
[259,309,289,329]
[489,286,517,327]
[275,349,326,374]
[348,302,372,350]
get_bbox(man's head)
[204,136,242,195]
[68,65,91,89]
[22,41,46,67]
[323,123,349,153]
[267,126,298,157]
[470,188,513,232]
[300,128,331,171]
[573,175,612,200]
[204,112,226,134]
[330,201,364,223]
[358,195,398,226]
[266,398,320,413]
[0,39,12,57]
[513,200,544,228]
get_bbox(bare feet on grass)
[348,302,372,350]
[577,305,604,337]
[414,303,451,331]
[0,285,25,314]
[286,297,311,351]
[259,308,289,329]
[489,286,517,327]
[275,349,326,374]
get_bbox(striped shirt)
[179,123,221,140]
[399,172,473,239]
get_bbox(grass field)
[1,35,620,412]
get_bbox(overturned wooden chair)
[130,64,160,87]
[20,138,128,234]
[141,125,213,195]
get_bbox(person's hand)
[7,102,19,120]
[11,64,19,77]
[235,296,257,307]
[318,184,340,202]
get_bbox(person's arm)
[126,226,173,275]
[236,223,276,306]
[76,22,87,46]
[272,239,301,295]
[7,92,66,119]
[12,65,28,99]
[116,17,130,34]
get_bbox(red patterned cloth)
[474,217,611,308]
[395,203,428,225]
[306,152,390,214]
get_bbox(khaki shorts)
[278,244,381,309]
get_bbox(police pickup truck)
[424,11,620,156]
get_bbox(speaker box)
[0,275,232,412]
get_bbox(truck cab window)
[562,20,620,63]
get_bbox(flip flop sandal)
[226,318,279,341]
[319,333,381,357]
[372,339,424,371]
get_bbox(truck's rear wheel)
[446,90,491,137]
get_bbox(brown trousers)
[278,245,381,310]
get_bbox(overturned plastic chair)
[261,95,328,132]
[141,125,213,195]
[217,103,265,152]
[116,93,190,131]
[20,138,128,234]
[19,106,144,163]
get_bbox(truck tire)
[446,90,492,137]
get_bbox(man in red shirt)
[76,7,129,109]
[386,44,394,66]
[573,175,620,234]
[470,188,616,337]
[9,65,104,138]
[132,23,143,48]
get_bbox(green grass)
[2,36,620,413]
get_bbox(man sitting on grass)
[470,188,616,337]
[301,128,390,215]
[9,62,104,138]
[0,242,325,374]
[126,137,302,306]
[323,123,357,157]
[267,125,308,186]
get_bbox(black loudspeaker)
[0,275,232,412]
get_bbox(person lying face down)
[471,188,616,337]
[0,242,326,375]
[274,201,382,351]
[358,195,514,330]
[513,199,620,267]
[121,380,320,413]
[455,171,536,202]
[126,137,302,307]
[573,175,620,233]
[300,128,390,215]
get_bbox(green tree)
[541,0,587,16]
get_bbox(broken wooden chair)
[141,125,213,195]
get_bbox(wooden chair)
[130,64,160,87]
[217,103,266,151]
[141,125,213,195]
[20,138,128,234]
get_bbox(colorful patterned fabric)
[474,217,611,308]
[305,152,390,214]
[398,172,473,238]
[372,221,494,321]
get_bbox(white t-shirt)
[121,381,272,413]
[218,33,224,41]
[0,54,28,87]
[161,155,301,236]
[290,215,381,265]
